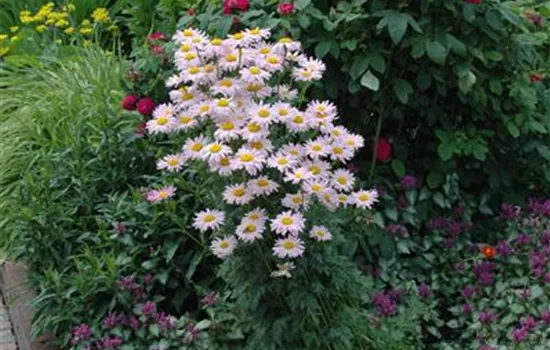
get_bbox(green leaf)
[485,51,504,61]
[149,324,160,337]
[378,233,395,258]
[295,0,312,11]
[396,241,410,254]
[446,34,466,56]
[426,41,447,65]
[427,171,444,189]
[196,319,212,330]
[432,192,446,208]
[507,122,520,138]
[164,239,180,262]
[437,142,454,161]
[531,285,544,299]
[367,52,385,73]
[297,14,311,28]
[391,159,406,177]
[446,320,459,329]
[384,207,398,222]
[386,12,408,45]
[315,41,332,58]
[463,4,476,22]
[360,70,380,91]
[349,55,370,79]
[411,39,426,58]
[416,70,432,91]
[458,71,477,93]
[393,79,414,104]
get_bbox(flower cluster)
[144,27,378,276]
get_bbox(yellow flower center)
[183,29,193,37]
[245,224,256,233]
[338,195,347,202]
[204,214,216,223]
[204,64,216,73]
[309,166,321,175]
[259,47,271,55]
[346,139,356,146]
[157,117,169,126]
[358,194,370,202]
[337,177,348,185]
[266,56,279,64]
[240,153,254,162]
[158,191,169,199]
[277,158,288,165]
[188,66,200,74]
[248,213,261,220]
[311,184,322,192]
[209,144,222,153]
[199,105,210,113]
[279,37,293,44]
[180,44,191,52]
[184,52,196,61]
[333,129,342,136]
[225,53,237,62]
[281,217,294,226]
[302,70,312,78]
[221,121,235,130]
[219,240,229,249]
[312,144,322,152]
[167,159,179,166]
[220,79,233,87]
[247,84,263,92]
[294,171,304,179]
[220,158,231,166]
[217,99,230,107]
[257,179,270,187]
[278,108,288,116]
[258,109,270,118]
[233,188,245,197]
[250,28,261,35]
[316,231,325,237]
[292,196,303,204]
[289,150,300,156]
[232,32,244,40]
[282,241,296,249]
[247,123,261,132]
[182,93,194,101]
[249,66,261,75]
[191,143,204,152]
[293,115,304,124]
[323,193,332,201]
[333,147,344,155]
[250,141,263,150]
[211,38,222,46]
[192,37,201,44]
[180,116,191,124]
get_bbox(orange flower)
[481,246,496,259]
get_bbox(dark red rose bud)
[530,74,545,83]
[187,8,195,16]
[136,122,147,137]
[146,31,167,42]
[223,0,249,15]
[121,94,138,111]
[150,45,164,56]
[374,137,392,162]
[278,3,294,15]
[136,98,155,116]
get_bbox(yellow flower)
[64,27,74,34]
[0,46,10,57]
[0,34,8,42]
[79,27,92,35]
[45,18,55,25]
[10,35,21,43]
[91,8,110,23]
[81,19,91,27]
[36,25,47,33]
[10,26,19,33]
[55,19,69,28]
[83,39,90,47]
[54,39,62,44]
[62,4,76,12]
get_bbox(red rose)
[481,246,496,259]
[223,0,249,15]
[463,0,481,3]
[136,98,155,116]
[146,31,167,42]
[136,122,147,137]
[121,94,138,111]
[278,3,294,15]
[530,73,545,83]
[374,137,392,162]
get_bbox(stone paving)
[0,293,17,350]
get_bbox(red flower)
[187,8,195,16]
[530,73,545,83]
[278,3,294,15]
[150,45,164,56]
[525,12,544,26]
[481,246,496,259]
[463,0,481,3]
[223,0,249,15]
[136,122,147,137]
[121,94,138,111]
[374,137,392,162]
[136,98,155,116]
[146,31,167,42]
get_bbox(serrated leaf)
[360,70,380,91]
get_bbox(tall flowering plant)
[144,27,378,277]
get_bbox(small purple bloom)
[72,324,92,344]
[479,310,496,325]
[184,323,200,343]
[201,291,220,308]
[388,287,407,302]
[156,312,177,331]
[473,262,496,286]
[128,315,139,331]
[418,283,431,299]
[540,310,550,325]
[386,224,409,238]
[519,289,531,300]
[373,291,398,317]
[461,285,478,299]
[143,273,153,286]
[103,312,119,329]
[463,303,472,315]
[97,336,123,349]
[112,222,128,235]
[515,234,530,246]
[401,175,418,190]
[455,262,466,271]
[496,240,515,256]
[425,217,448,230]
[511,327,528,343]
[140,301,157,318]
[397,194,408,210]
[442,237,455,249]
[521,315,536,330]
[480,346,497,350]
[500,203,520,220]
